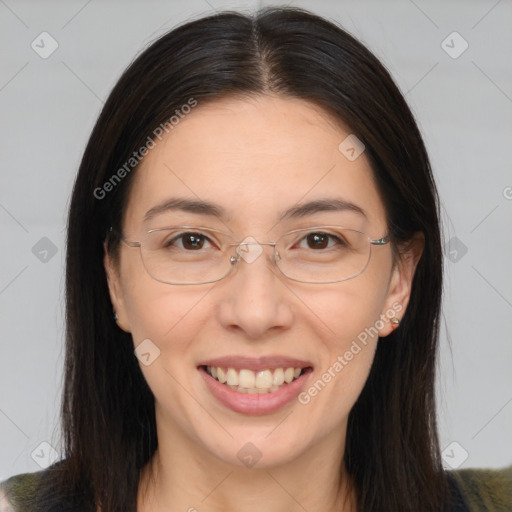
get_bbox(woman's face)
[106,95,418,469]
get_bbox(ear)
[378,232,424,337]
[104,241,131,333]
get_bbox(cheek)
[296,273,389,420]
[121,279,217,418]
[306,270,389,347]
[125,287,216,354]
[119,249,216,345]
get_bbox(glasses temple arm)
[370,236,390,245]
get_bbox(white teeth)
[239,369,255,388]
[217,367,227,384]
[205,365,306,394]
[272,368,285,386]
[284,367,294,383]
[226,368,238,386]
[255,370,273,388]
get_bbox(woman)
[1,6,510,512]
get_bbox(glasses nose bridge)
[239,240,276,249]
[228,239,280,267]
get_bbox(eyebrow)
[143,198,226,224]
[277,198,367,221]
[143,196,367,224]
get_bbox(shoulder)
[0,460,90,512]
[448,464,512,512]
[0,468,44,512]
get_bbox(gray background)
[1,0,511,479]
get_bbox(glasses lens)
[276,227,371,283]
[140,227,234,284]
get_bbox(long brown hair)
[47,6,446,511]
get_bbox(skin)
[105,95,423,512]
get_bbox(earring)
[113,311,119,322]
[390,317,400,330]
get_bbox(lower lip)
[199,366,313,415]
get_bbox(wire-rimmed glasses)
[115,225,390,285]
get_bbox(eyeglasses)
[116,225,389,285]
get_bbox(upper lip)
[198,356,313,372]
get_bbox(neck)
[137,419,356,512]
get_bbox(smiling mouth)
[201,365,313,394]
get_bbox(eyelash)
[294,232,345,250]
[164,231,345,251]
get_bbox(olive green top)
[1,462,511,511]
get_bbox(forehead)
[123,95,387,233]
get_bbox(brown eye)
[297,232,342,250]
[181,233,206,250]
[306,233,329,249]
[165,232,212,250]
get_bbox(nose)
[215,240,294,340]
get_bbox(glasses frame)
[114,225,390,285]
